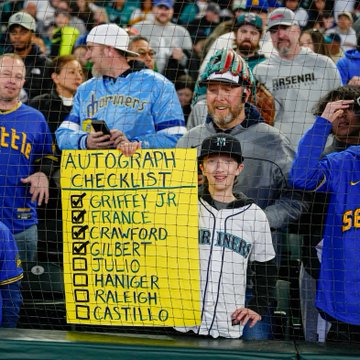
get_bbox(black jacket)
[29,90,71,258]
[29,89,72,154]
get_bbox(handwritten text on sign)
[61,149,200,326]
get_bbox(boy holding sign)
[177,133,276,338]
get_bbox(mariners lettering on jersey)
[0,126,31,159]
[342,208,360,232]
[272,73,315,91]
[199,229,252,258]
[86,92,149,117]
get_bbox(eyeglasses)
[137,49,156,57]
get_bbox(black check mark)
[71,193,86,208]
[72,225,89,239]
[73,241,90,255]
[72,210,86,224]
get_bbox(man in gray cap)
[253,8,341,148]
[6,11,52,101]
[56,23,186,154]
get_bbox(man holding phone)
[55,24,186,155]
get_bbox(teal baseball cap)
[235,13,263,31]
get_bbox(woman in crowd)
[174,74,195,125]
[300,29,331,57]
[29,55,84,262]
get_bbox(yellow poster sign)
[61,149,200,326]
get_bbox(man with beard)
[234,13,266,71]
[253,8,341,148]
[177,48,307,258]
[6,12,52,101]
[198,0,274,77]
[187,13,272,130]
[55,23,186,154]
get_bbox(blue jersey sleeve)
[134,79,186,148]
[289,116,335,192]
[336,58,349,86]
[55,90,89,150]
[34,115,56,159]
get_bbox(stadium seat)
[277,233,304,339]
[273,279,290,340]
[17,262,70,330]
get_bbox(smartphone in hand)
[91,120,111,136]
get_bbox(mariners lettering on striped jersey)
[0,126,32,159]
[86,92,148,117]
[199,229,252,258]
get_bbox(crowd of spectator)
[0,0,359,346]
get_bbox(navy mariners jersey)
[56,68,186,150]
[0,103,54,234]
[290,116,360,325]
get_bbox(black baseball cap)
[198,133,244,163]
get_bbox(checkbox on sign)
[73,257,87,271]
[72,209,86,224]
[72,225,88,239]
[73,273,88,286]
[71,193,86,208]
[75,289,89,302]
[76,305,90,320]
[72,242,89,255]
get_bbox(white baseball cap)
[87,24,138,56]
[204,72,244,86]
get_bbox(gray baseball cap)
[267,8,298,31]
[8,12,36,32]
